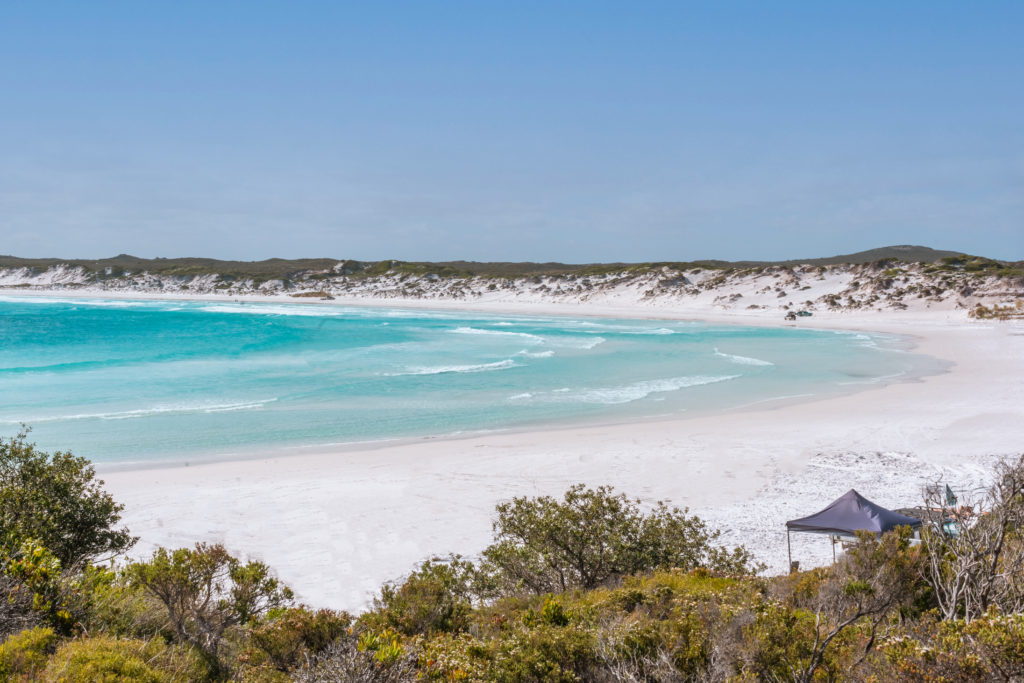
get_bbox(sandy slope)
[64,294,1020,613]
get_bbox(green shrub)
[540,597,570,627]
[876,611,1024,681]
[242,606,351,674]
[4,541,73,633]
[0,430,136,569]
[296,633,418,682]
[876,616,989,682]
[1,540,111,635]
[420,620,597,682]
[41,636,208,683]
[126,543,293,677]
[475,621,597,682]
[963,612,1024,676]
[41,636,166,682]
[0,626,57,679]
[362,555,476,637]
[83,576,170,641]
[479,484,759,597]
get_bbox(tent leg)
[787,530,793,574]
[832,536,837,563]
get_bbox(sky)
[1,2,1022,263]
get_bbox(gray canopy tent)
[785,489,922,568]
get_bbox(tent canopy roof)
[786,489,922,536]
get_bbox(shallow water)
[0,296,944,466]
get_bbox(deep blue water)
[0,296,942,466]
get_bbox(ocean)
[0,296,944,466]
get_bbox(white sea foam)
[0,296,155,309]
[203,401,275,413]
[199,304,347,317]
[372,308,479,320]
[516,349,555,358]
[826,330,883,349]
[853,334,879,348]
[523,375,740,405]
[508,392,533,400]
[624,327,676,335]
[389,359,518,376]
[546,336,606,350]
[574,322,679,334]
[713,348,774,366]
[1,398,278,424]
[449,326,544,343]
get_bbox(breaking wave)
[713,348,774,366]
[0,398,278,424]
[520,375,740,405]
[388,359,519,376]
[552,336,605,350]
[450,326,544,344]
[517,349,555,358]
[199,304,347,317]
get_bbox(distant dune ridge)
[0,245,1021,317]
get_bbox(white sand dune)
[73,295,1022,613]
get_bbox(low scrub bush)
[127,543,293,678]
[41,636,167,682]
[42,635,206,682]
[478,484,760,597]
[362,555,476,637]
[0,626,57,680]
[241,606,352,675]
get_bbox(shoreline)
[0,283,979,330]
[7,289,1024,611]
[91,344,945,476]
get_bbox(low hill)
[0,245,992,281]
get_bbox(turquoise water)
[0,296,943,466]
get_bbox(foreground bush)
[42,635,207,682]
[417,570,763,681]
[240,606,353,677]
[0,430,135,570]
[41,636,166,682]
[878,611,1024,682]
[363,555,476,637]
[294,633,418,682]
[0,432,138,641]
[127,543,294,678]
[5,432,1024,682]
[478,484,760,597]
[82,575,172,642]
[0,626,57,680]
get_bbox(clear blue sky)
[1,2,1021,262]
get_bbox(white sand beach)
[81,295,1024,613]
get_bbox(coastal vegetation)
[3,432,1024,681]
[2,246,1020,317]
[969,301,1024,320]
[0,246,990,281]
